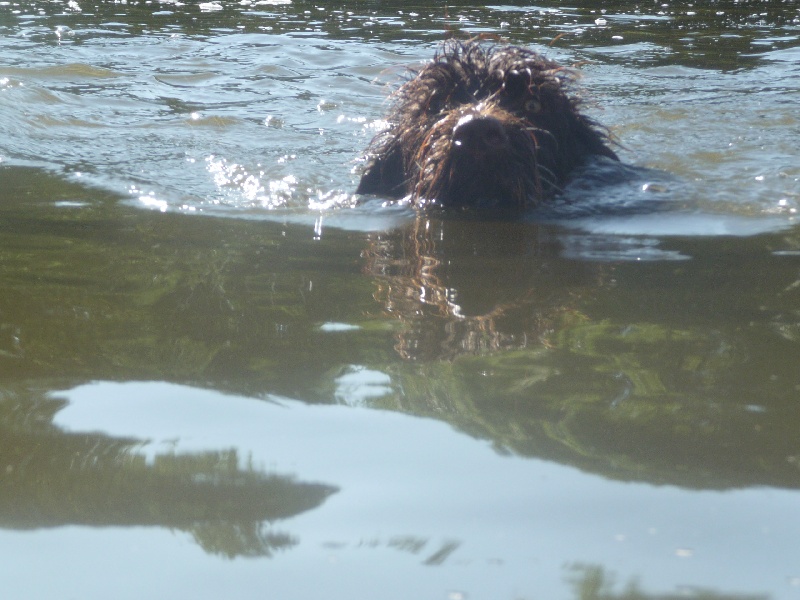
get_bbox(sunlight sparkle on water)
[130,185,169,212]
[207,155,299,208]
[337,114,366,124]
[139,194,168,212]
[308,190,357,211]
[319,322,361,332]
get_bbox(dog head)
[357,40,618,210]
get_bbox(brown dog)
[357,39,618,209]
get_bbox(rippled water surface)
[2,1,800,599]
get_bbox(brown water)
[1,1,800,598]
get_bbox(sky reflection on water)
[38,380,798,600]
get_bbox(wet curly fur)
[357,39,618,209]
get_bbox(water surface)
[1,1,800,598]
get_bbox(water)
[1,1,800,598]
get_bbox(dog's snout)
[452,115,509,157]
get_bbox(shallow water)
[2,1,800,599]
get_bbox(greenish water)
[1,2,800,599]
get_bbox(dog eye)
[524,98,542,114]
[503,68,530,99]
[426,96,441,114]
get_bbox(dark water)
[1,2,800,599]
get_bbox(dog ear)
[574,117,619,162]
[356,140,407,198]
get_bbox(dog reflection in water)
[357,39,618,210]
[362,217,603,361]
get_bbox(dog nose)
[452,114,510,157]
